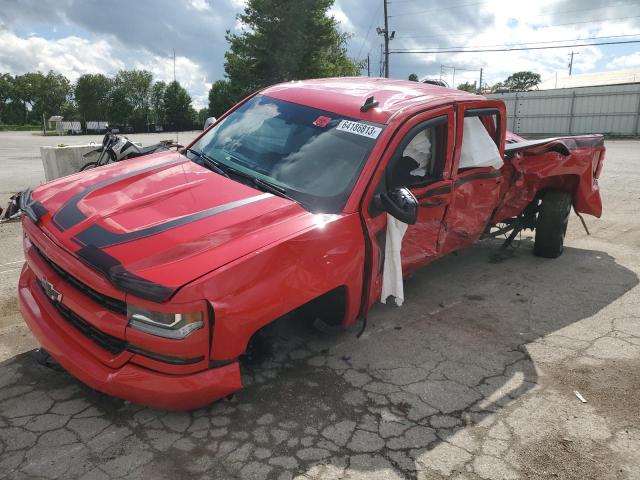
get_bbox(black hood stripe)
[52,158,184,231]
[73,193,272,249]
[75,244,174,302]
[19,189,48,223]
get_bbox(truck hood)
[27,151,317,301]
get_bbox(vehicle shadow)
[0,240,637,479]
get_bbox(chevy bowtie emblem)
[41,278,62,303]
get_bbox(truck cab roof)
[262,77,480,125]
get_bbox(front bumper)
[19,264,241,411]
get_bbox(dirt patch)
[514,358,640,480]
[517,435,625,480]
[1,295,19,316]
[545,358,640,431]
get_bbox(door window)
[388,117,448,190]
[458,110,503,172]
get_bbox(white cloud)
[607,52,640,70]
[188,0,209,11]
[0,28,123,81]
[0,27,211,108]
[329,5,354,32]
[135,55,211,109]
[392,0,627,86]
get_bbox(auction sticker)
[336,120,382,139]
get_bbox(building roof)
[262,77,478,124]
[538,69,640,90]
[48,115,63,122]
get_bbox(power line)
[390,0,489,17]
[391,0,638,19]
[389,38,640,54]
[395,14,640,40]
[356,3,382,59]
[391,33,640,52]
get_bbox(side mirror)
[376,187,418,225]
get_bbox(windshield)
[190,95,383,213]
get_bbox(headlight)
[127,304,204,339]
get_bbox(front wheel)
[534,190,572,258]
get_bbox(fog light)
[127,304,203,339]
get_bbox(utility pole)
[478,68,483,94]
[440,64,482,90]
[376,1,394,78]
[568,51,579,76]
[367,54,371,77]
[173,48,178,144]
[383,0,389,77]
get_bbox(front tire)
[534,190,572,258]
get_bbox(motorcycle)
[80,128,181,171]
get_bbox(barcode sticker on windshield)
[336,120,382,139]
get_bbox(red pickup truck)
[18,78,605,410]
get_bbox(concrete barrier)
[40,144,100,182]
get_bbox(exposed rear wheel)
[534,190,572,258]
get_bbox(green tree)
[0,73,14,123]
[39,71,72,121]
[408,73,419,81]
[110,70,153,128]
[197,107,209,126]
[224,0,362,102]
[150,81,166,126]
[208,79,238,117]
[75,73,112,123]
[163,81,195,130]
[457,81,477,93]
[60,100,79,121]
[502,71,541,92]
[13,72,43,123]
[10,71,71,125]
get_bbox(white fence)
[55,121,82,134]
[488,83,640,137]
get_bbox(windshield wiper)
[251,177,298,203]
[220,164,298,203]
[186,148,229,178]
[190,148,298,204]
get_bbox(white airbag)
[459,117,503,170]
[381,214,408,306]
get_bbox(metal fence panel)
[488,83,640,136]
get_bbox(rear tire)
[80,161,98,171]
[534,190,572,258]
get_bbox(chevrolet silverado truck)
[18,78,605,410]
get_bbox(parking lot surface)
[0,134,638,479]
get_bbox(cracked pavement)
[0,136,639,479]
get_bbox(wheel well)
[242,286,347,360]
[536,174,580,201]
[296,286,347,327]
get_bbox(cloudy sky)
[1,0,640,108]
